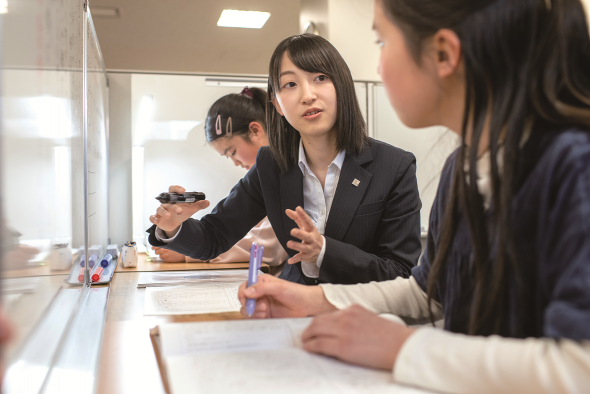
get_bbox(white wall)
[327,0,380,81]
[108,73,133,246]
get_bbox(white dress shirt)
[156,140,345,279]
[297,140,346,278]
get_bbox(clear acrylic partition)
[0,0,85,364]
[372,84,460,233]
[0,1,109,392]
[85,10,109,255]
[131,75,369,252]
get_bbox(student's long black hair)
[204,87,267,143]
[380,0,590,337]
[267,34,369,172]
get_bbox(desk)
[115,252,269,273]
[97,269,245,394]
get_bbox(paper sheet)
[158,318,429,394]
[144,284,242,315]
[137,269,254,288]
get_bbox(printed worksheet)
[143,283,242,315]
[158,318,430,394]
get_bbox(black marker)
[155,192,206,204]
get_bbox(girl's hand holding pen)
[149,185,210,236]
[285,206,323,265]
[238,274,336,319]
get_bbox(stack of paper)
[138,270,253,288]
[154,318,431,394]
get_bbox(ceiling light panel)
[217,9,271,29]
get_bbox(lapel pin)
[352,179,360,187]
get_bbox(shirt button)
[321,210,325,215]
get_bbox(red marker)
[92,267,104,283]
[78,267,85,283]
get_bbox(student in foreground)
[237,0,590,392]
[148,34,422,285]
[152,87,288,276]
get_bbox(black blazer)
[147,138,422,285]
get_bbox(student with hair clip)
[236,0,590,392]
[147,34,422,285]
[151,87,288,276]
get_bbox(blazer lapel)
[279,164,304,249]
[279,164,313,284]
[325,146,373,241]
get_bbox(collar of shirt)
[297,139,346,176]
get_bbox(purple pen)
[80,253,98,268]
[246,243,264,317]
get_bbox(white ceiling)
[90,0,301,75]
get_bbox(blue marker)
[246,243,264,317]
[100,254,113,267]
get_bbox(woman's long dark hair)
[204,87,267,143]
[267,34,368,172]
[381,0,590,336]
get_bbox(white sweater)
[321,278,590,394]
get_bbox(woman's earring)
[215,114,222,135]
[226,116,232,137]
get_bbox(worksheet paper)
[144,284,242,315]
[138,269,256,288]
[158,318,431,394]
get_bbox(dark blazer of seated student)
[147,34,422,285]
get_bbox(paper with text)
[158,318,430,394]
[144,283,242,315]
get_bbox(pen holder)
[121,241,138,268]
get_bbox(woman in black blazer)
[147,34,421,285]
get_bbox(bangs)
[269,35,337,94]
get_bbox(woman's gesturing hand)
[149,185,210,235]
[285,206,324,265]
[237,274,336,319]
[301,305,416,371]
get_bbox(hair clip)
[215,114,222,135]
[545,0,551,10]
[226,116,232,137]
[240,86,254,99]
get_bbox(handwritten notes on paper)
[144,284,242,315]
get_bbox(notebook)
[150,318,431,394]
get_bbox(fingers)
[301,313,344,341]
[149,215,159,225]
[290,228,315,243]
[285,207,315,232]
[241,275,285,299]
[156,206,173,219]
[175,200,210,215]
[287,240,314,254]
[295,206,316,230]
[302,337,342,358]
[169,185,186,193]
